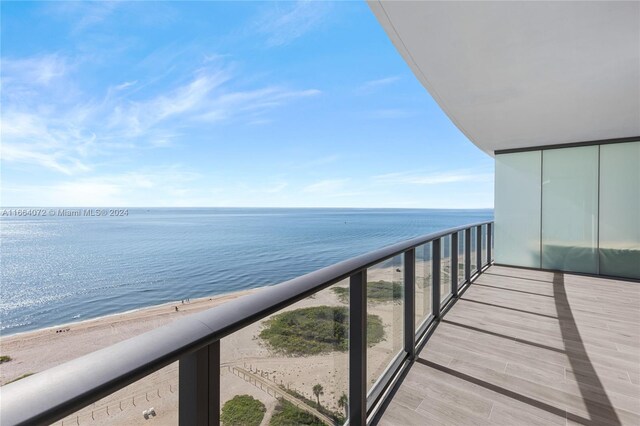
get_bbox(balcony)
[1,222,493,425]
[1,221,638,426]
[379,266,640,426]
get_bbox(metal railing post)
[465,228,471,283]
[432,238,441,319]
[179,340,220,426]
[404,249,416,360]
[487,223,492,265]
[476,226,482,273]
[451,232,459,298]
[349,270,367,426]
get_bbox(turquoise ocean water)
[0,208,492,335]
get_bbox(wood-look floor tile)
[379,266,640,426]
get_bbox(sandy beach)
[0,265,406,425]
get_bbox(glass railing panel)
[220,280,349,426]
[414,243,432,330]
[470,228,478,274]
[491,224,495,262]
[482,225,489,267]
[55,362,179,425]
[457,231,466,286]
[366,254,404,393]
[440,235,452,304]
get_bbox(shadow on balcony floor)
[377,265,640,426]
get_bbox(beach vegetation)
[332,281,403,304]
[221,395,265,426]
[0,355,11,364]
[338,393,348,417]
[269,398,324,426]
[312,384,324,406]
[280,386,345,424]
[260,306,384,356]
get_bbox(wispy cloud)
[48,1,121,33]
[3,167,202,207]
[107,69,232,136]
[194,86,321,123]
[114,80,138,91]
[303,179,349,194]
[2,55,68,87]
[0,110,95,175]
[255,1,331,47]
[357,76,400,94]
[374,170,493,185]
[1,54,320,176]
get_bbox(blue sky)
[1,1,494,208]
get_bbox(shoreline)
[0,286,262,386]
[0,287,265,340]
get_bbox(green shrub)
[0,355,11,364]
[332,281,403,304]
[269,399,324,426]
[221,395,265,426]
[260,306,385,356]
[280,386,345,425]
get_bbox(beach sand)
[0,266,406,425]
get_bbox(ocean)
[0,208,492,335]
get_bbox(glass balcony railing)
[1,221,493,426]
[414,242,432,332]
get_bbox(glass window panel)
[415,243,432,329]
[58,362,179,425]
[495,151,542,267]
[367,255,403,393]
[220,281,349,425]
[542,146,599,274]
[457,231,466,285]
[440,236,451,303]
[599,142,640,279]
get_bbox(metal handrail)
[0,220,493,426]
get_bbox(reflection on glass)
[599,142,640,279]
[415,243,432,329]
[57,362,178,425]
[494,151,542,267]
[542,146,599,274]
[457,231,466,286]
[220,281,349,425]
[440,236,451,303]
[366,255,403,393]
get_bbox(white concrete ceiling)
[368,1,640,155]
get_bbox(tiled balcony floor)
[380,266,640,426]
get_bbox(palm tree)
[312,384,324,406]
[338,393,348,417]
